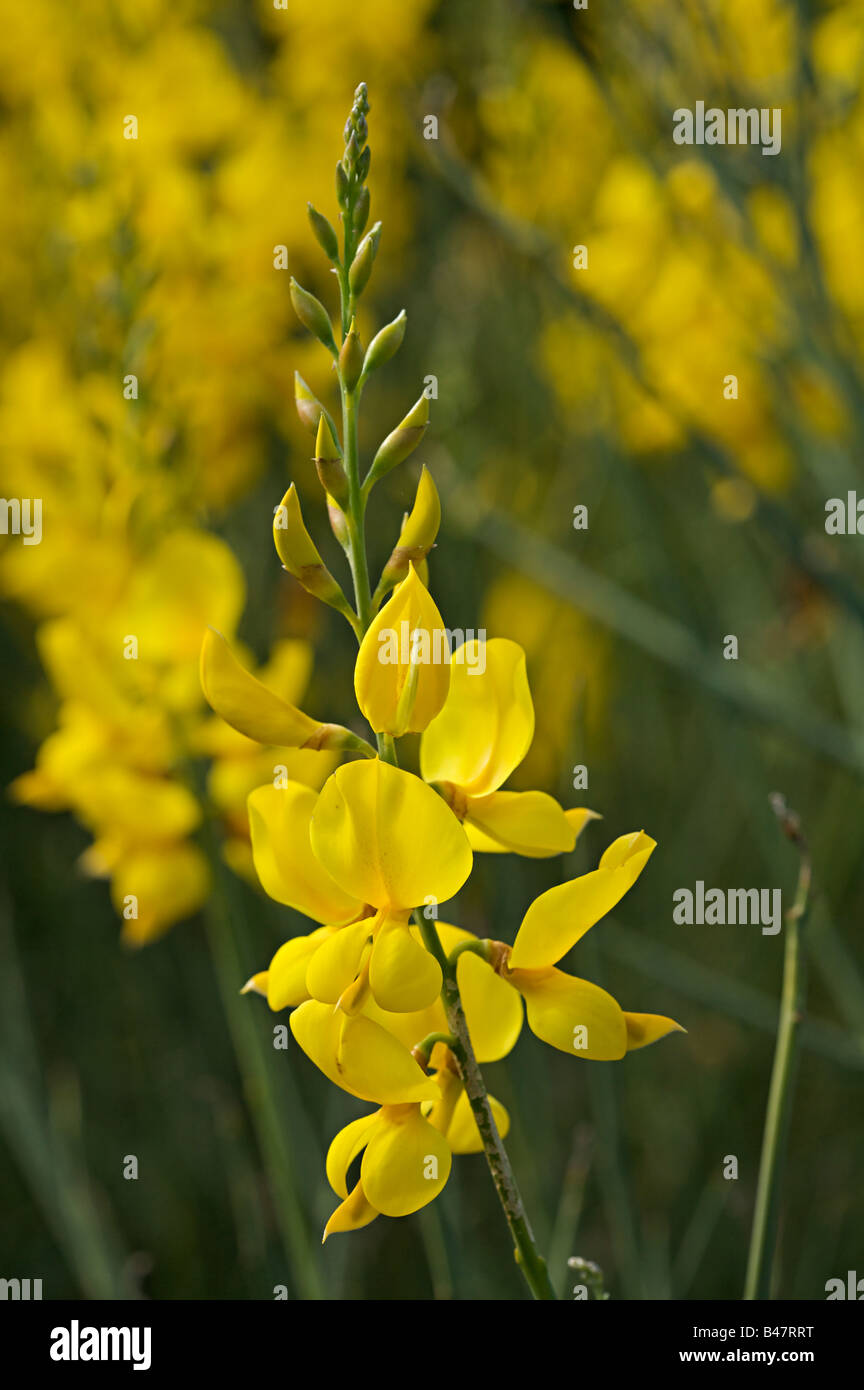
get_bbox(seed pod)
[367,394,429,484]
[290,278,336,354]
[348,222,381,298]
[339,320,364,392]
[307,203,339,262]
[294,372,324,435]
[362,309,406,378]
[313,415,350,506]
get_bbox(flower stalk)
[743,794,812,1301]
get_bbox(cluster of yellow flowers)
[1,0,433,942]
[200,84,684,1240]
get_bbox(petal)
[370,918,443,1013]
[266,927,334,1010]
[322,1181,379,1241]
[354,566,450,735]
[201,627,321,747]
[624,1012,687,1051]
[509,967,628,1059]
[311,759,472,912]
[326,1113,382,1198]
[360,996,448,1053]
[305,917,376,1005]
[463,790,578,857]
[112,844,210,947]
[565,808,601,842]
[454,947,524,1062]
[289,1001,438,1104]
[361,1108,451,1217]
[248,782,361,924]
[509,832,657,969]
[420,638,533,796]
[444,1088,511,1155]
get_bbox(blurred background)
[1,0,863,1300]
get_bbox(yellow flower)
[322,1101,452,1239]
[491,832,684,1058]
[421,637,597,856]
[354,565,450,735]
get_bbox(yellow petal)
[201,627,321,747]
[322,1181,379,1241]
[565,808,601,842]
[509,967,628,1059]
[454,946,523,1062]
[310,759,472,911]
[305,917,376,1005]
[326,1113,382,1198]
[354,566,450,735]
[369,917,443,1013]
[509,833,657,970]
[361,1107,451,1217]
[360,996,447,1053]
[624,1012,687,1051]
[420,638,533,796]
[444,1088,510,1155]
[247,783,361,924]
[266,927,334,1010]
[463,790,578,857]
[113,844,210,947]
[289,1001,438,1104]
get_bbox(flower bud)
[354,565,450,736]
[354,186,371,235]
[307,203,340,262]
[290,278,336,354]
[367,394,429,484]
[273,484,352,617]
[348,222,381,298]
[327,494,350,548]
[294,372,324,435]
[356,146,371,182]
[336,161,350,209]
[339,320,364,392]
[314,415,350,506]
[377,467,440,592]
[362,310,406,378]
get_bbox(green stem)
[744,797,812,1301]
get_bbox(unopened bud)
[273,484,352,617]
[336,161,350,209]
[327,495,350,548]
[377,467,440,593]
[348,222,381,298]
[356,146,371,182]
[294,372,324,435]
[367,394,429,484]
[314,415,349,506]
[354,186,371,235]
[307,203,339,262]
[339,320,364,391]
[290,278,336,354]
[362,309,406,379]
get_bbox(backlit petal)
[201,627,320,746]
[310,759,472,911]
[509,832,657,969]
[248,782,361,924]
[509,967,628,1059]
[624,1012,687,1050]
[444,1088,511,1155]
[289,1001,438,1104]
[454,947,523,1061]
[420,638,533,796]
